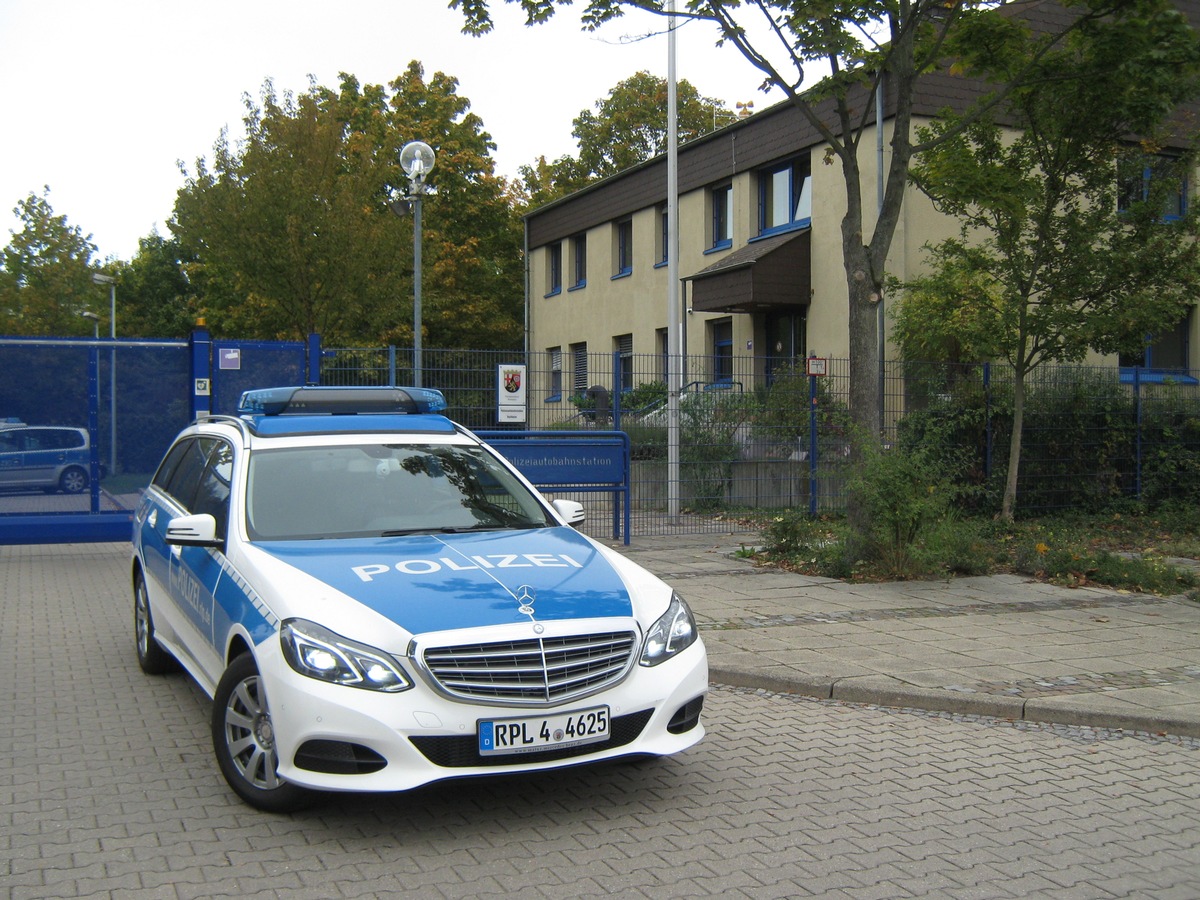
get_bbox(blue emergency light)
[237,386,448,417]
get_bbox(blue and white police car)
[131,386,707,811]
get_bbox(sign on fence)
[477,430,631,544]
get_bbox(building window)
[615,334,634,391]
[570,234,587,289]
[711,319,733,384]
[1120,310,1193,373]
[613,218,633,277]
[547,347,562,402]
[710,183,733,250]
[1118,152,1187,220]
[546,242,562,296]
[758,159,811,236]
[656,205,669,266]
[570,342,588,396]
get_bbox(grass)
[750,506,1200,600]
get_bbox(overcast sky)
[0,0,781,262]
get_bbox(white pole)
[666,0,681,522]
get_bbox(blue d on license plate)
[478,706,610,756]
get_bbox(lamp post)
[81,310,100,339]
[395,141,436,387]
[92,273,117,476]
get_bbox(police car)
[131,386,707,811]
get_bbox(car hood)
[251,527,633,635]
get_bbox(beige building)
[523,13,1199,410]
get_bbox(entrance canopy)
[685,228,811,314]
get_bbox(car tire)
[134,571,178,675]
[59,466,87,494]
[212,653,315,813]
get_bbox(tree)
[894,0,1200,520]
[171,63,524,350]
[518,71,736,206]
[115,232,200,338]
[452,0,1150,521]
[0,188,99,336]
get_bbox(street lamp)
[92,273,117,477]
[81,310,100,338]
[91,273,115,337]
[395,140,436,387]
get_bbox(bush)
[845,444,956,577]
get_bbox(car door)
[151,437,227,684]
[17,429,66,489]
[173,440,233,687]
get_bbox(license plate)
[478,706,610,756]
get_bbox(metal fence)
[3,335,1196,541]
[322,347,1200,530]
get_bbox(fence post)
[611,349,622,430]
[1135,366,1143,501]
[983,362,992,479]
[388,346,396,386]
[809,357,819,516]
[306,334,321,384]
[189,326,212,420]
[88,344,101,513]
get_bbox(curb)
[710,667,1200,739]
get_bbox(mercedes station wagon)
[130,386,707,811]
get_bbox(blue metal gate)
[0,330,317,544]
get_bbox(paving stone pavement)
[614,532,1200,739]
[4,539,1200,898]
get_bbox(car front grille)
[421,630,638,704]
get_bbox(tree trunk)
[1001,371,1026,522]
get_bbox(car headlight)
[280,619,412,692]
[640,592,699,666]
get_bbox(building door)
[765,310,806,380]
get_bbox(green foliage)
[897,0,1200,519]
[844,445,956,577]
[517,71,736,206]
[171,64,524,349]
[0,189,99,336]
[750,364,852,456]
[115,233,199,338]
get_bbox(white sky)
[0,0,782,262]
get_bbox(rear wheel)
[211,654,315,813]
[134,571,177,674]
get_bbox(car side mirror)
[166,513,222,547]
[550,499,586,528]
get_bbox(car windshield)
[245,443,553,541]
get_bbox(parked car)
[0,422,95,494]
[130,386,707,812]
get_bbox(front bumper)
[257,638,708,793]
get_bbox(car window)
[153,439,193,491]
[163,438,221,511]
[0,433,17,453]
[192,442,233,539]
[246,443,551,541]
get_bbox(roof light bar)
[237,386,448,417]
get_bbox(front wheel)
[59,466,87,494]
[211,654,315,813]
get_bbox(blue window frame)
[614,218,633,277]
[546,242,562,296]
[711,184,732,250]
[571,234,587,289]
[658,205,669,265]
[758,160,811,236]
[1118,153,1187,220]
